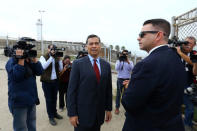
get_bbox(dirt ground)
[0,55,125,131]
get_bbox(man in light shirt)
[39,44,63,126]
[115,50,133,114]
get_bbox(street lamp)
[38,10,45,55]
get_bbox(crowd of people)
[5,18,197,131]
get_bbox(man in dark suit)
[122,19,187,131]
[67,34,112,131]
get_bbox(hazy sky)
[0,0,196,56]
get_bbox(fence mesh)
[172,8,197,41]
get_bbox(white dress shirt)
[39,55,63,80]
[88,54,101,74]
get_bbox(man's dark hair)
[48,44,53,49]
[122,50,128,53]
[86,34,101,44]
[143,19,171,40]
[63,55,70,60]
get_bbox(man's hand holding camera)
[16,49,25,66]
[49,48,61,61]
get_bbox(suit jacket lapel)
[99,59,104,83]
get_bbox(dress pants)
[42,81,58,118]
[59,82,68,109]
[183,94,194,127]
[116,78,129,109]
[74,123,101,131]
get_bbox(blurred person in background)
[176,36,197,131]
[115,50,133,115]
[59,55,72,111]
[39,44,63,126]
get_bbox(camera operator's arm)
[126,57,130,64]
[5,49,26,82]
[39,56,53,70]
[59,64,67,76]
[176,47,193,65]
[58,58,63,72]
[29,57,44,76]
[192,63,197,75]
[127,59,134,71]
[115,60,122,71]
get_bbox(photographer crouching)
[176,36,197,130]
[39,44,63,126]
[5,39,43,131]
[115,50,134,114]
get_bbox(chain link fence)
[171,8,197,41]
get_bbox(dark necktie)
[93,59,100,83]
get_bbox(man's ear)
[155,32,163,41]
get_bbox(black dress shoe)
[54,113,63,119]
[49,118,57,126]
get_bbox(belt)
[118,78,130,80]
[50,79,58,83]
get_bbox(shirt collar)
[88,54,100,62]
[148,44,168,56]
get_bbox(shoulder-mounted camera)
[4,37,37,59]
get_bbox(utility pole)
[38,10,45,55]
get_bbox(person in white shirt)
[39,44,63,126]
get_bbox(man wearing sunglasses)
[121,19,187,131]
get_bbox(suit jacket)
[122,46,187,131]
[67,56,112,127]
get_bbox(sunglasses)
[139,31,159,38]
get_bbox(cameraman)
[176,36,197,130]
[59,55,72,111]
[115,50,134,114]
[39,44,63,126]
[6,47,43,131]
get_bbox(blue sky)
[0,0,196,56]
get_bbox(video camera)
[168,36,189,47]
[117,50,131,62]
[76,51,88,59]
[66,64,72,69]
[50,45,65,57]
[76,44,88,59]
[4,37,37,59]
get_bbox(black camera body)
[50,45,65,57]
[66,64,72,69]
[4,38,37,59]
[76,51,88,59]
[119,54,127,61]
[168,36,189,46]
[117,52,128,62]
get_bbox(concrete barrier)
[0,49,4,55]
